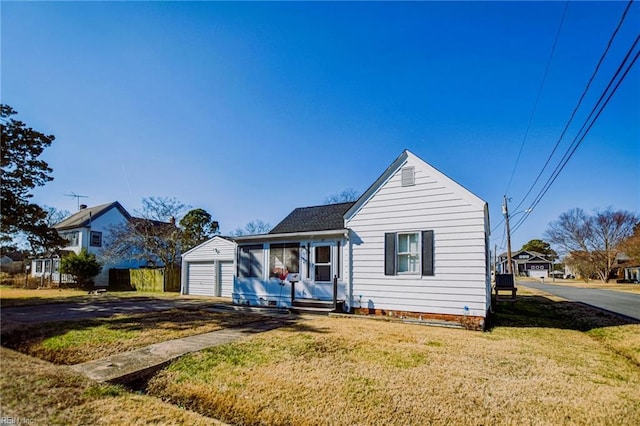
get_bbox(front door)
[311,243,335,299]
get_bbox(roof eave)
[234,228,350,243]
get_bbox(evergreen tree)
[60,249,102,289]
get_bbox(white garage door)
[529,269,548,279]
[187,262,216,296]
[219,261,234,298]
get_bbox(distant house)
[0,252,27,274]
[187,150,491,328]
[31,202,149,286]
[498,250,552,278]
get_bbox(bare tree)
[42,205,70,226]
[545,208,638,282]
[619,223,640,264]
[324,188,359,204]
[103,197,188,270]
[230,219,272,237]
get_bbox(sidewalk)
[70,318,288,383]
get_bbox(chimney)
[79,204,88,210]
[169,216,176,225]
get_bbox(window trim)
[238,244,264,279]
[269,242,300,279]
[90,231,102,247]
[396,232,421,275]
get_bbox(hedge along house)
[233,150,491,328]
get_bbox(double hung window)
[385,230,434,276]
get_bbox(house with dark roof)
[497,250,553,278]
[183,150,491,328]
[0,251,27,274]
[31,201,149,286]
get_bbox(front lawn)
[2,290,639,425]
[0,347,222,425]
[1,309,267,364]
[146,297,640,425]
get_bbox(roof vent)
[79,204,88,210]
[401,166,415,187]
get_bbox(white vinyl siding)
[346,153,489,318]
[219,261,235,297]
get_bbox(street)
[520,280,640,321]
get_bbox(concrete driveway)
[0,297,237,329]
[520,280,640,321]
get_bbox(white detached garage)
[181,236,237,297]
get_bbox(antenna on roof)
[64,192,89,210]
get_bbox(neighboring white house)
[228,150,491,328]
[31,201,147,286]
[181,236,236,297]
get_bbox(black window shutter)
[422,230,434,276]
[384,233,396,275]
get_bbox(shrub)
[60,249,102,290]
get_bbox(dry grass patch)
[1,309,266,364]
[0,285,186,307]
[0,347,223,425]
[148,310,640,426]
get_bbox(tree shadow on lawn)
[0,307,327,364]
[487,295,639,332]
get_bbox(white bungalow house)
[31,201,148,286]
[226,150,491,328]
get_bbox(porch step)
[290,299,343,315]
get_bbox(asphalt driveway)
[521,280,640,321]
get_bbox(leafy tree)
[230,219,272,237]
[1,105,65,251]
[180,208,219,251]
[520,239,557,261]
[324,188,359,204]
[545,208,638,282]
[60,249,102,289]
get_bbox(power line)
[511,38,640,235]
[511,0,636,214]
[504,1,569,195]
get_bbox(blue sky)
[2,1,639,252]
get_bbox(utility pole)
[503,195,513,275]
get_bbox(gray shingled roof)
[269,202,355,234]
[54,202,130,230]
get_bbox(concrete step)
[291,299,335,309]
